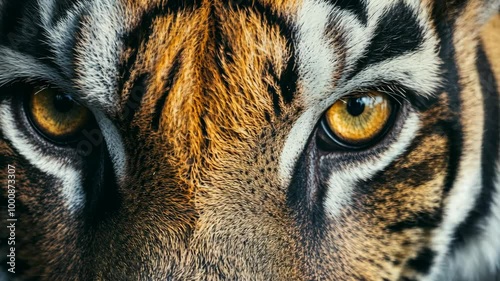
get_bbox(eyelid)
[354,81,436,111]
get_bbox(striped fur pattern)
[0,0,499,280]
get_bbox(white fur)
[479,0,500,24]
[324,112,420,217]
[279,0,339,185]
[279,0,369,184]
[0,102,84,212]
[72,0,125,113]
[279,109,319,186]
[345,49,442,98]
[0,0,129,209]
[435,163,500,281]
[423,163,483,281]
[295,0,338,105]
[37,0,55,28]
[0,47,66,87]
[42,1,87,79]
[70,0,129,182]
[93,110,127,183]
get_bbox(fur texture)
[0,0,499,280]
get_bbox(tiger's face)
[1,0,499,280]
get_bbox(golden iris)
[29,87,90,141]
[325,91,392,146]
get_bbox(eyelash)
[316,84,407,152]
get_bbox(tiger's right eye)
[320,91,397,150]
[27,87,91,143]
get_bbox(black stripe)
[348,2,424,79]
[0,0,31,42]
[286,134,327,240]
[0,0,81,80]
[44,9,85,80]
[233,1,298,105]
[123,73,148,124]
[399,278,417,281]
[118,0,201,99]
[434,0,469,19]
[41,2,88,80]
[431,1,469,29]
[49,0,80,26]
[0,0,64,74]
[118,8,160,99]
[375,159,445,189]
[212,3,231,92]
[431,2,463,195]
[386,211,442,233]
[279,53,298,104]
[406,248,436,275]
[451,42,500,247]
[81,131,121,223]
[328,0,368,25]
[267,63,282,116]
[212,4,234,67]
[151,49,183,131]
[199,113,209,147]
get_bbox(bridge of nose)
[119,1,292,181]
[105,2,304,278]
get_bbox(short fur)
[0,0,499,280]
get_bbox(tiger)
[0,0,499,280]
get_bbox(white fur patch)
[0,47,65,87]
[295,0,338,105]
[435,163,500,281]
[479,0,500,24]
[324,112,420,216]
[279,108,319,186]
[42,1,87,79]
[37,0,56,28]
[93,110,127,183]
[0,102,84,212]
[72,0,125,113]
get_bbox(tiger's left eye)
[320,91,396,149]
[27,87,91,143]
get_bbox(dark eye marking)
[347,2,424,80]
[328,0,368,25]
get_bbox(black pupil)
[346,97,365,116]
[53,94,74,113]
